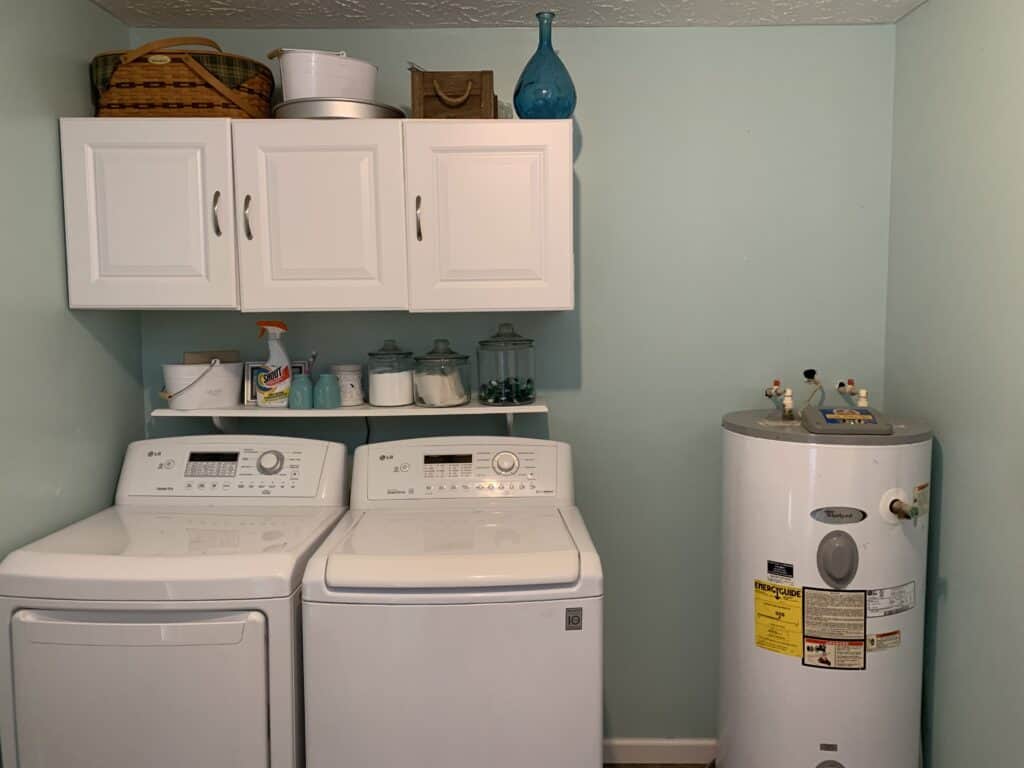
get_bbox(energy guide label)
[802,588,867,670]
[754,580,803,658]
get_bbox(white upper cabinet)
[61,118,238,309]
[404,120,574,312]
[60,119,574,313]
[232,121,408,312]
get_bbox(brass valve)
[890,499,917,522]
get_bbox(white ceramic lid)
[0,505,342,601]
[325,507,580,590]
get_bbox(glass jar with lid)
[414,339,470,408]
[368,340,414,406]
[477,323,536,405]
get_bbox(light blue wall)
[0,1,142,555]
[133,24,896,737]
[888,1,1024,764]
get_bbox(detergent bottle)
[255,321,291,407]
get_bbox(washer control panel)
[367,444,558,500]
[120,440,328,498]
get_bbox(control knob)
[492,451,519,475]
[257,450,285,476]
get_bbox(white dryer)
[302,437,603,768]
[0,435,348,768]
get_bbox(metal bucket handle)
[160,358,223,401]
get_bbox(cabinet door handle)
[243,194,254,241]
[212,190,222,237]
[415,195,423,242]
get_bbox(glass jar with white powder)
[368,340,414,406]
[414,339,470,408]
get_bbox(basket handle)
[121,36,224,64]
[179,54,263,118]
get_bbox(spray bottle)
[255,321,291,407]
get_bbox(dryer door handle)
[14,609,258,647]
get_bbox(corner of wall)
[0,0,143,554]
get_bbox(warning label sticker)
[754,580,803,658]
[804,588,867,639]
[914,483,931,519]
[803,588,867,671]
[821,407,878,425]
[767,560,794,584]
[868,630,902,653]
[867,581,916,618]
[803,638,866,669]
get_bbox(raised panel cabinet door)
[60,118,238,309]
[233,120,409,311]
[404,120,574,312]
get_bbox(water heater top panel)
[801,406,893,436]
[723,409,931,446]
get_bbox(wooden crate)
[411,70,497,119]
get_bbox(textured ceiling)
[93,0,929,28]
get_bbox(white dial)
[492,451,519,475]
[257,450,285,475]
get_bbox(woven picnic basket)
[90,37,273,118]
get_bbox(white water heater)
[718,408,932,768]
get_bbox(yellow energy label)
[754,580,803,657]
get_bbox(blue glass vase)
[514,11,576,119]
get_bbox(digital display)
[424,454,473,465]
[188,452,239,463]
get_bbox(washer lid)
[0,505,342,601]
[325,507,580,590]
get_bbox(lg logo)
[565,607,583,631]
[379,454,394,461]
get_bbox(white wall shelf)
[151,397,548,433]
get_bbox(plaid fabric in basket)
[91,51,273,117]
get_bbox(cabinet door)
[404,120,574,312]
[233,121,408,311]
[61,118,238,309]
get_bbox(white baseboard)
[603,737,717,765]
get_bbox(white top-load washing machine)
[303,437,603,768]
[0,435,348,768]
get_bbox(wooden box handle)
[433,80,473,108]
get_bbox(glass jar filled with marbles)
[477,323,536,405]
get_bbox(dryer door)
[11,609,268,768]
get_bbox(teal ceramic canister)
[288,373,314,409]
[313,373,341,409]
